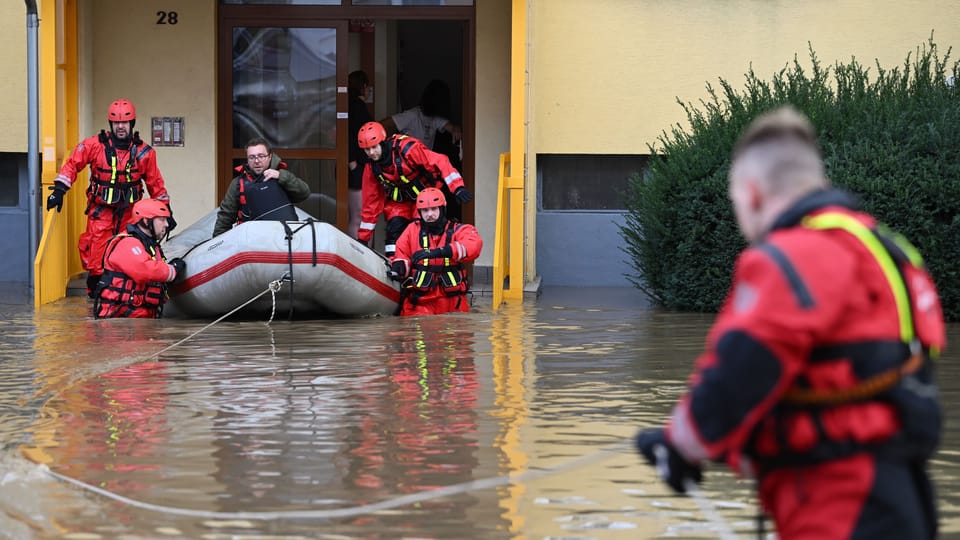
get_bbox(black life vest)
[88,130,148,206]
[370,136,431,202]
[93,226,168,319]
[236,166,299,223]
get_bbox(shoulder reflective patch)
[910,274,937,313]
[131,246,143,256]
[733,282,758,313]
[757,244,815,310]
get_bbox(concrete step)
[67,276,89,297]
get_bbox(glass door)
[219,19,349,228]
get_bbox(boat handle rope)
[39,439,632,521]
[146,275,291,362]
[265,273,291,324]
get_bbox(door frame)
[217,15,349,228]
[216,3,476,231]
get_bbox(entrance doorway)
[217,18,348,227]
[217,4,474,234]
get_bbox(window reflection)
[232,27,337,149]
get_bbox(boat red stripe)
[171,251,400,303]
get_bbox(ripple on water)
[1,293,959,538]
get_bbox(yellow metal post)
[506,0,527,301]
[492,153,509,309]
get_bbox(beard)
[376,140,392,165]
[423,214,447,235]
[110,130,132,150]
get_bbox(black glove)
[46,182,69,212]
[412,245,453,263]
[454,186,473,204]
[636,428,703,494]
[387,261,405,282]
[169,258,187,280]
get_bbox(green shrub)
[621,39,960,320]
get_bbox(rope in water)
[42,440,631,521]
[39,280,742,534]
[145,275,289,362]
[685,479,741,540]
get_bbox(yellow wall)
[474,0,512,268]
[84,1,217,229]
[531,0,960,154]
[0,3,28,151]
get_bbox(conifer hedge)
[621,40,960,320]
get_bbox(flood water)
[0,286,958,539]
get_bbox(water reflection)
[0,289,957,538]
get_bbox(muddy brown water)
[0,287,957,539]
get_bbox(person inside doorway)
[348,70,375,240]
[381,79,465,221]
[380,79,461,153]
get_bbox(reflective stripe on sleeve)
[443,172,462,186]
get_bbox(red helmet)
[416,187,446,210]
[108,99,136,123]
[133,199,171,220]
[358,121,386,149]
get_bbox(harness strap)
[283,221,296,321]
[95,230,167,318]
[408,222,467,295]
[372,136,427,202]
[90,131,145,206]
[773,212,924,405]
[782,350,924,405]
[237,170,256,223]
[803,213,916,341]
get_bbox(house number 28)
[156,11,179,25]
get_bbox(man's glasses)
[247,153,270,162]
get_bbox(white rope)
[684,479,741,540]
[145,277,288,361]
[43,440,631,521]
[265,276,284,325]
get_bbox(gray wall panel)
[536,212,636,287]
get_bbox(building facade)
[4,1,957,300]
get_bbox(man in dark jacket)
[213,138,311,237]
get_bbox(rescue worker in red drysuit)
[356,121,472,257]
[94,198,185,319]
[388,187,482,316]
[47,99,170,297]
[636,107,944,540]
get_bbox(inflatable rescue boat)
[162,209,400,318]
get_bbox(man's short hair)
[732,106,828,193]
[245,137,272,153]
[733,106,820,159]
